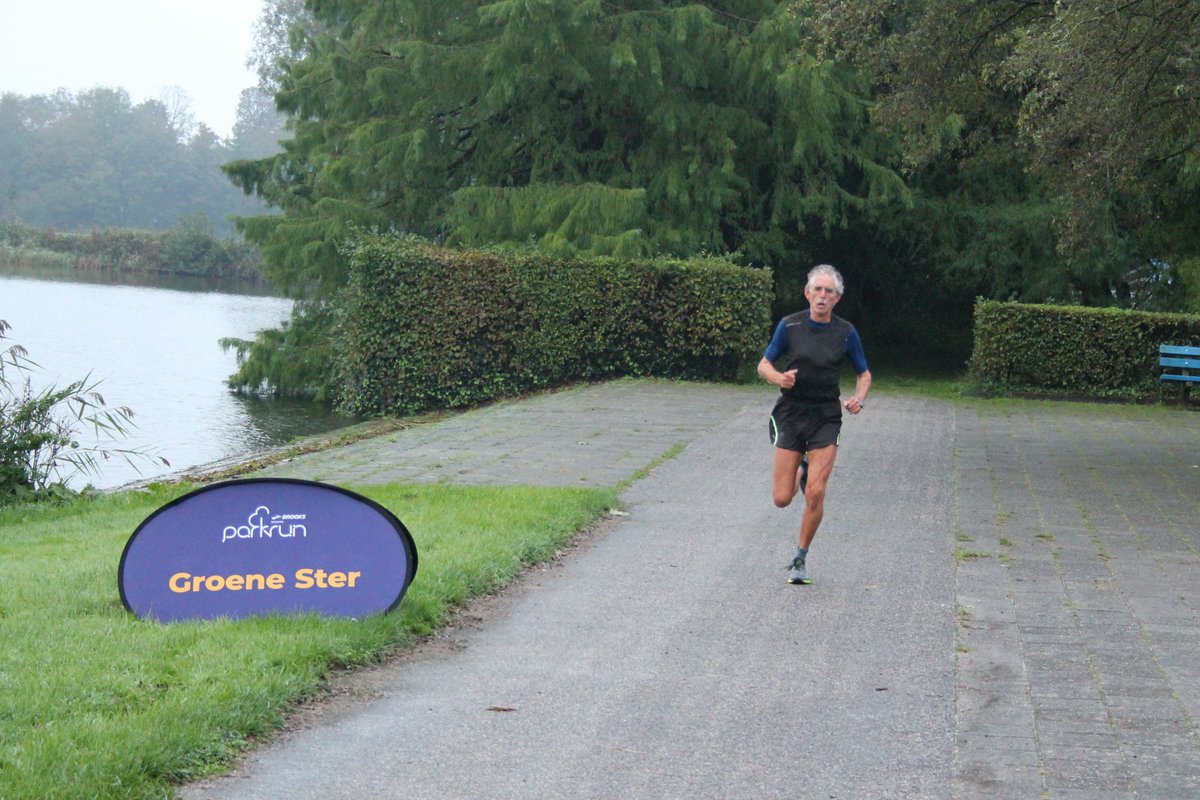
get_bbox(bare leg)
[798,444,837,548]
[770,447,806,508]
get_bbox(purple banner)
[119,479,417,622]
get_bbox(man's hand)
[757,357,797,390]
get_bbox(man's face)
[805,276,841,321]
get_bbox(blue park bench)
[1160,343,1200,405]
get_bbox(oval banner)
[119,478,417,623]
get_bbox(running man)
[757,264,871,584]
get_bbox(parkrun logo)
[222,505,309,543]
[119,478,418,622]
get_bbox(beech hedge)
[967,299,1200,400]
[333,235,772,415]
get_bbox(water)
[0,270,355,489]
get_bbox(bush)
[967,299,1200,400]
[332,236,772,415]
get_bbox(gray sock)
[796,546,808,563]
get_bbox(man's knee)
[772,489,794,509]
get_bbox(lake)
[0,269,355,490]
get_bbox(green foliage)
[332,235,772,416]
[246,0,321,94]
[223,0,914,399]
[225,0,906,307]
[159,212,222,272]
[221,301,336,400]
[0,481,613,799]
[158,213,264,278]
[446,183,651,258]
[0,321,166,503]
[223,0,1200,392]
[1177,257,1200,314]
[793,0,1200,357]
[1,220,160,271]
[1000,1,1200,252]
[841,145,1064,361]
[805,0,1200,279]
[967,300,1200,400]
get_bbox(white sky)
[0,1,263,139]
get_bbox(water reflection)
[0,266,356,489]
[216,393,355,456]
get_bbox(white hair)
[806,264,844,295]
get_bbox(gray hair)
[806,264,844,295]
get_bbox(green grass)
[0,481,616,799]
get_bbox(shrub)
[967,299,1200,400]
[332,236,772,416]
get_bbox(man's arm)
[844,369,871,414]
[759,319,794,389]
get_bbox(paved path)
[180,380,1200,799]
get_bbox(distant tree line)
[0,85,282,236]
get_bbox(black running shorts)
[768,397,842,453]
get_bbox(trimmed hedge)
[332,235,772,415]
[967,299,1200,400]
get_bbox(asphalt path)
[179,379,1200,800]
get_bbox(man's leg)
[798,444,838,548]
[770,447,806,508]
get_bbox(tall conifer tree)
[226,2,904,290]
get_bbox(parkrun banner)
[119,478,418,623]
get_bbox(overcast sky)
[1,1,263,138]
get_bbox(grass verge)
[0,481,616,800]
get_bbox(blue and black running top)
[763,311,869,403]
